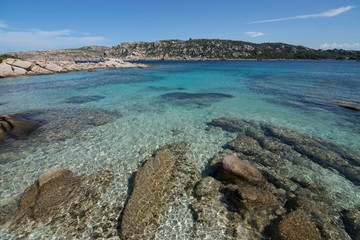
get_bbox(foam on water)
[0,60,359,238]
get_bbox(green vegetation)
[0,54,20,63]
[110,39,360,60]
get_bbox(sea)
[0,60,359,238]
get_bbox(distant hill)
[6,46,110,61]
[4,40,360,61]
[108,39,360,60]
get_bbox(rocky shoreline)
[1,112,359,239]
[0,58,150,78]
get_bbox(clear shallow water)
[0,60,360,238]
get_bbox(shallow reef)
[1,117,359,239]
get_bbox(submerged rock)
[13,168,114,238]
[63,95,106,104]
[0,114,40,141]
[335,101,360,111]
[278,210,322,240]
[0,108,120,164]
[118,143,199,240]
[161,92,233,100]
[160,92,233,107]
[341,208,360,240]
[221,154,266,185]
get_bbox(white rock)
[30,65,53,75]
[0,63,16,77]
[44,63,64,72]
[12,60,33,70]
[3,58,16,65]
[12,66,27,75]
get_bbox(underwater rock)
[14,168,113,238]
[209,117,360,186]
[191,191,251,240]
[63,95,105,104]
[0,114,40,141]
[234,185,279,208]
[194,176,222,198]
[221,154,266,186]
[38,168,73,187]
[335,101,360,111]
[146,86,186,91]
[227,135,263,156]
[0,108,120,161]
[207,117,257,133]
[203,117,360,239]
[278,210,322,240]
[160,92,233,107]
[341,208,360,240]
[161,92,233,100]
[118,143,199,240]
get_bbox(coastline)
[0,58,151,78]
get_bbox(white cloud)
[0,20,9,29]
[0,25,108,53]
[320,42,360,50]
[250,5,354,24]
[245,31,264,37]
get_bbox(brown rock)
[38,168,73,187]
[221,154,266,185]
[278,210,322,240]
[194,176,221,198]
[0,114,40,141]
[15,169,114,238]
[235,186,278,207]
[228,135,263,155]
[118,143,199,240]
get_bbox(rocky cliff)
[108,39,360,60]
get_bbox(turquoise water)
[0,60,359,238]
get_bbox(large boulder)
[0,63,16,77]
[12,60,33,70]
[118,143,199,240]
[12,65,27,75]
[221,154,266,185]
[14,168,114,238]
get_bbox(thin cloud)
[250,5,354,24]
[320,42,360,50]
[245,31,264,37]
[0,26,108,53]
[0,20,9,29]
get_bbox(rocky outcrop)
[0,114,40,141]
[7,46,110,61]
[0,108,120,164]
[0,58,150,78]
[209,117,360,185]
[201,117,359,239]
[118,143,200,240]
[10,168,114,238]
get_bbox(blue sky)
[0,0,359,53]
